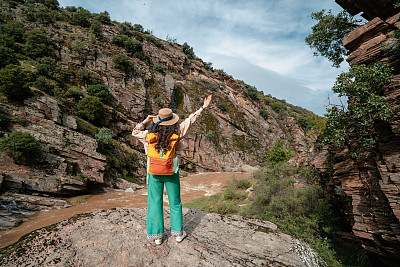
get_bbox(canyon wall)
[312,1,400,264]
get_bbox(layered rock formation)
[0,208,323,266]
[312,1,400,265]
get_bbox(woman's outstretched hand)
[202,94,212,109]
[143,115,157,124]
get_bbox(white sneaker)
[155,238,162,245]
[175,231,187,243]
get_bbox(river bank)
[0,172,251,248]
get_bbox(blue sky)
[58,0,350,115]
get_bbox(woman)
[132,95,212,245]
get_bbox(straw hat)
[152,108,179,125]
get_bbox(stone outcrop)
[311,3,400,265]
[0,208,324,266]
[0,94,107,196]
[335,0,398,20]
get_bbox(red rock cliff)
[316,1,400,265]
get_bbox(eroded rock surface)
[311,4,400,265]
[0,208,323,267]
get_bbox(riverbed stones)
[0,208,323,266]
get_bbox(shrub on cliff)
[154,64,165,73]
[0,44,18,68]
[267,141,294,165]
[90,20,103,40]
[321,62,393,158]
[259,109,268,120]
[119,22,133,36]
[125,39,142,55]
[77,69,103,86]
[306,9,362,68]
[0,64,34,102]
[87,84,110,102]
[95,127,113,146]
[23,29,53,58]
[77,96,104,124]
[69,7,92,28]
[182,42,196,59]
[94,11,111,25]
[1,20,25,43]
[113,54,134,74]
[0,131,42,161]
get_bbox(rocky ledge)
[0,208,322,267]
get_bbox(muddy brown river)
[0,172,251,248]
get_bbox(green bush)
[182,42,196,59]
[259,109,268,120]
[0,114,11,130]
[66,88,84,101]
[1,20,25,43]
[111,34,129,47]
[32,76,54,95]
[87,84,110,102]
[0,45,18,68]
[72,42,89,66]
[217,103,227,112]
[296,114,314,131]
[322,62,393,158]
[75,116,98,136]
[77,69,103,86]
[95,127,113,145]
[77,96,104,124]
[36,57,56,76]
[133,51,149,62]
[133,24,145,33]
[0,64,34,102]
[246,85,259,101]
[269,100,286,114]
[23,29,53,58]
[154,96,163,107]
[124,39,142,55]
[90,20,103,39]
[227,178,252,190]
[204,62,213,70]
[223,187,246,200]
[146,35,163,48]
[119,22,133,36]
[70,7,92,28]
[243,164,339,265]
[154,64,165,73]
[113,54,134,74]
[267,141,294,165]
[94,11,111,25]
[205,130,214,139]
[0,131,42,160]
[33,6,54,24]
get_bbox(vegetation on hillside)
[0,0,326,186]
[0,131,42,161]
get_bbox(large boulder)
[0,208,323,266]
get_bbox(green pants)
[146,171,183,240]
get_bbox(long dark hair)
[151,123,179,152]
